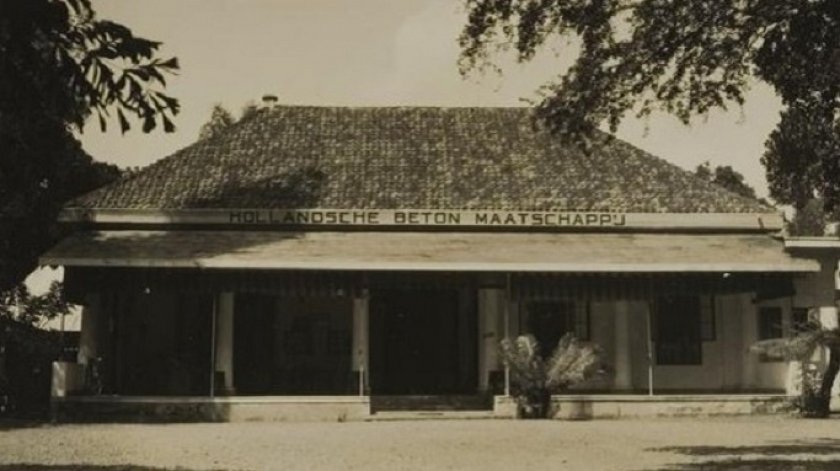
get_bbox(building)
[41,105,833,421]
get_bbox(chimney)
[261,94,279,109]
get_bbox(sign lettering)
[226,209,626,228]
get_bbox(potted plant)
[796,362,828,418]
[500,333,609,419]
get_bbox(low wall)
[493,394,796,420]
[53,396,370,423]
[54,394,799,422]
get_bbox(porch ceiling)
[40,230,818,273]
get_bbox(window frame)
[757,306,784,363]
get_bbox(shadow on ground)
[0,466,235,471]
[0,418,52,431]
[646,438,840,470]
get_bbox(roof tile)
[71,106,771,213]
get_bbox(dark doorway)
[369,288,476,395]
[234,294,354,395]
[110,292,213,396]
[233,294,275,394]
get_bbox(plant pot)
[797,391,830,418]
[517,389,552,419]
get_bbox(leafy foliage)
[694,162,765,202]
[762,104,837,209]
[0,281,72,328]
[2,0,180,134]
[500,333,608,417]
[1,0,177,290]
[199,104,235,141]
[751,312,840,417]
[0,143,122,290]
[459,0,840,209]
[198,102,262,141]
[788,198,829,236]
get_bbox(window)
[758,307,783,362]
[653,296,705,365]
[525,300,589,358]
[791,307,810,333]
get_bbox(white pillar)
[645,302,654,396]
[478,289,502,392]
[614,301,632,391]
[214,292,235,394]
[504,275,512,396]
[77,294,101,365]
[352,292,370,393]
[741,295,758,389]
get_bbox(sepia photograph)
[2,0,840,469]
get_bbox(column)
[352,291,369,394]
[214,292,235,395]
[77,294,101,365]
[613,301,632,391]
[740,294,758,389]
[477,289,502,392]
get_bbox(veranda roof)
[41,230,817,273]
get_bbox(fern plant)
[500,333,609,418]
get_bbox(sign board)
[59,208,783,231]
[227,209,627,228]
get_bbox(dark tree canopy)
[459,0,840,209]
[198,102,261,141]
[199,104,236,141]
[694,162,758,200]
[0,0,179,290]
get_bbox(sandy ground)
[1,416,839,471]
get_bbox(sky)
[78,0,783,198]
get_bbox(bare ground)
[1,416,839,471]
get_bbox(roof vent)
[261,94,279,109]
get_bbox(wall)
[602,294,788,393]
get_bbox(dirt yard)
[0,416,839,470]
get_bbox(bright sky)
[79,0,783,199]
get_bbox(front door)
[370,288,473,395]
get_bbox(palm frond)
[500,333,608,393]
[750,327,840,361]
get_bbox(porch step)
[371,395,493,412]
[367,410,495,421]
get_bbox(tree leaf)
[117,108,130,134]
[163,115,175,133]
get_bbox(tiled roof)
[71,106,772,213]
